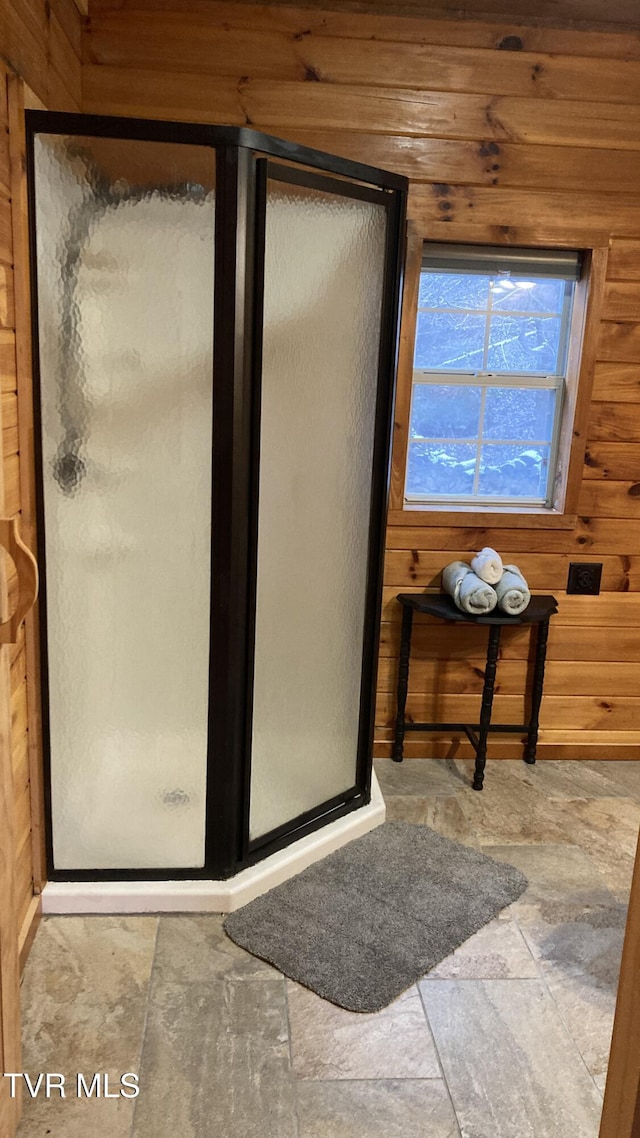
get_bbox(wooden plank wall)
[81,0,640,762]
[0,0,82,112]
[0,1,83,964]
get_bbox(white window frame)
[404,247,580,510]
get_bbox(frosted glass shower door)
[32,134,215,870]
[249,167,391,843]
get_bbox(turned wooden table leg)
[524,617,550,765]
[392,605,413,763]
[473,624,502,791]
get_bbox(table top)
[396,592,558,625]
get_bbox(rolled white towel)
[495,565,531,616]
[442,560,498,615]
[471,546,503,585]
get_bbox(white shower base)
[42,771,385,915]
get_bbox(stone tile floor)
[17,758,640,1138]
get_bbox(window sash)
[406,374,565,508]
[414,277,575,378]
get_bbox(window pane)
[410,384,482,439]
[478,444,550,498]
[414,311,485,370]
[407,442,477,495]
[484,387,556,442]
[487,314,562,373]
[490,277,566,313]
[419,272,491,310]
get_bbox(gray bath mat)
[224,822,527,1012]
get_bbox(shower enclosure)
[26,112,406,882]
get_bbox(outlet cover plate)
[567,562,603,595]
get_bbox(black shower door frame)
[25,111,407,882]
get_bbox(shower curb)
[41,773,386,915]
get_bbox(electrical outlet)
[567,562,603,595]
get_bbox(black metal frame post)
[524,617,551,765]
[207,142,256,877]
[357,177,405,800]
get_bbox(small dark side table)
[393,593,558,791]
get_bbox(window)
[405,244,582,509]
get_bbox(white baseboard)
[42,772,386,915]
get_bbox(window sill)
[387,505,578,530]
